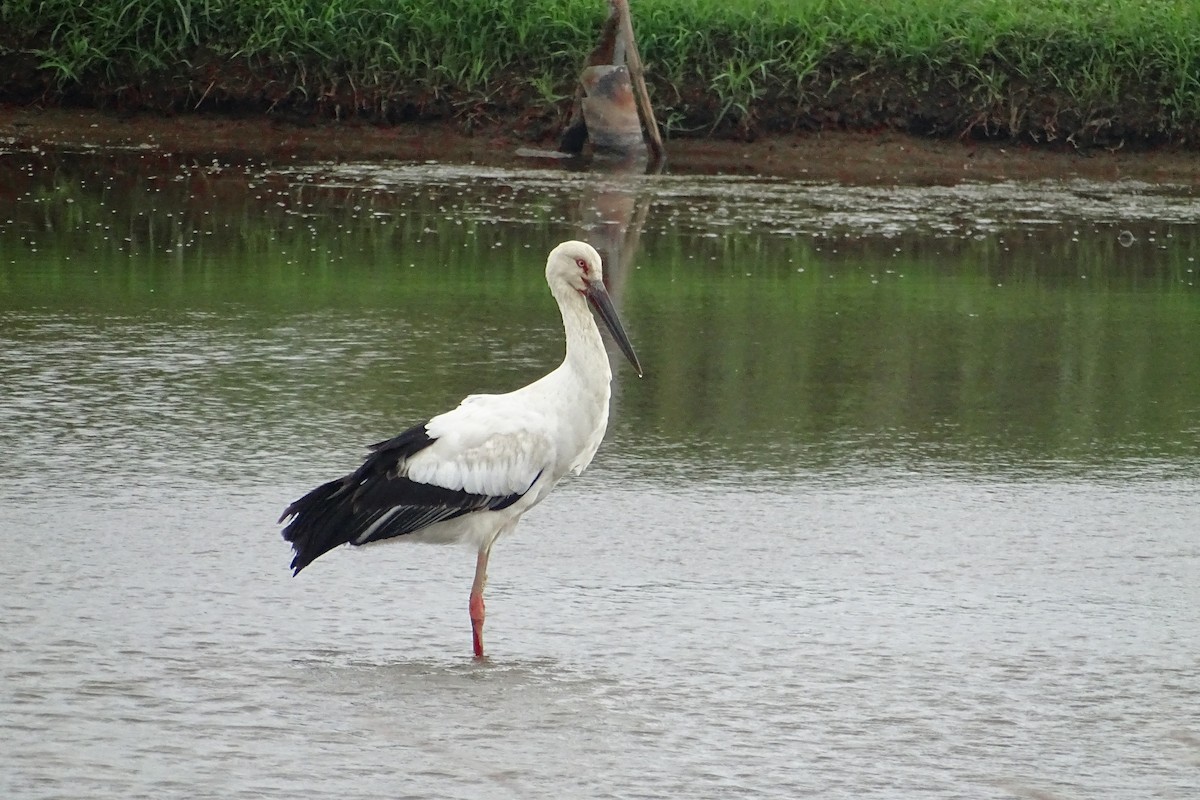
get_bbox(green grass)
[2,0,1199,145]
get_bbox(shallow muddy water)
[1,148,1198,799]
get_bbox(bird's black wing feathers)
[279,421,524,575]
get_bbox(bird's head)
[545,240,642,376]
[546,239,605,294]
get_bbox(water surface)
[1,149,1198,799]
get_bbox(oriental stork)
[280,240,642,657]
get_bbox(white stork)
[280,240,642,657]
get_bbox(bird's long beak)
[585,279,643,377]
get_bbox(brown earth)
[3,104,1199,185]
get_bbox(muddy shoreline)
[3,106,1199,186]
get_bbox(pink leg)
[470,548,489,658]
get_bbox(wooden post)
[611,0,664,162]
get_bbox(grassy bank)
[2,0,1199,147]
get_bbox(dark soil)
[3,104,1199,186]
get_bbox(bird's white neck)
[555,289,613,387]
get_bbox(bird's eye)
[575,257,589,274]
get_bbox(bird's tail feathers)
[279,478,356,575]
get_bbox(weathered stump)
[559,0,663,165]
[580,65,645,157]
